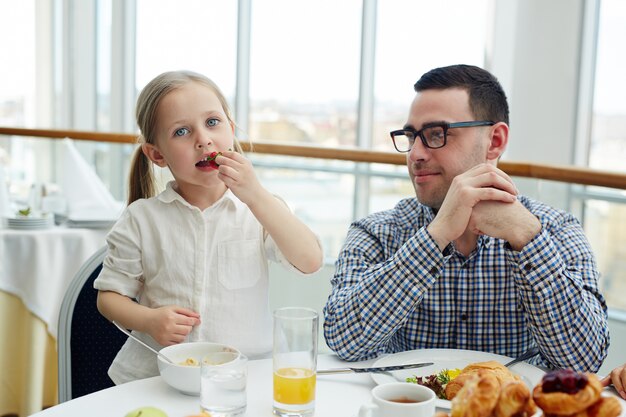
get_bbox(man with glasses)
[323,64,609,372]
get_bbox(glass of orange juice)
[273,307,318,417]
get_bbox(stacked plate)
[65,218,116,229]
[4,215,55,230]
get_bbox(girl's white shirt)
[94,181,320,384]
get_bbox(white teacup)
[358,382,436,417]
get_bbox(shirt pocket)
[217,239,263,290]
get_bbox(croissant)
[451,371,500,417]
[523,395,538,416]
[446,372,479,400]
[446,360,518,400]
[585,397,622,417]
[543,396,622,417]
[493,380,531,417]
[532,372,602,415]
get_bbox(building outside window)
[1,0,625,312]
[583,0,626,311]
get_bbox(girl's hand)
[145,305,201,346]
[601,363,626,399]
[214,151,264,205]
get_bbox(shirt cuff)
[505,228,563,297]
[395,226,446,287]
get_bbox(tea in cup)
[358,382,436,417]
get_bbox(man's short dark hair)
[414,64,509,125]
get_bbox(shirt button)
[429,266,438,276]
[523,263,533,272]
[461,313,468,321]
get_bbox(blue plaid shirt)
[323,195,609,372]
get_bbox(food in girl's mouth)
[196,151,222,169]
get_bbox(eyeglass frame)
[389,120,495,152]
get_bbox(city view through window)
[585,0,626,311]
[0,1,625,311]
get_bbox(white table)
[30,354,376,417]
[0,225,108,416]
[28,353,626,417]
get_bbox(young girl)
[94,70,323,384]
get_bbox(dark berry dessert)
[541,369,588,394]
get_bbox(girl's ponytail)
[127,142,156,205]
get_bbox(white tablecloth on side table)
[0,226,108,417]
[0,226,108,337]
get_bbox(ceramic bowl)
[157,342,240,395]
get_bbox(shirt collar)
[402,198,436,227]
[156,181,238,211]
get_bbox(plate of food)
[370,348,546,410]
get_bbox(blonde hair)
[128,70,243,205]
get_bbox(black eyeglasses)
[390,120,495,152]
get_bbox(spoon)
[504,346,541,367]
[112,321,175,364]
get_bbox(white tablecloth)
[0,225,108,337]
[29,354,377,417]
[28,352,626,417]
[0,225,108,416]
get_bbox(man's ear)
[142,143,168,167]
[486,122,509,162]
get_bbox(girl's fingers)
[216,150,246,167]
[217,167,240,187]
[599,375,611,387]
[221,149,243,160]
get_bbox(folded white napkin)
[58,138,124,220]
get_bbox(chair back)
[57,246,127,402]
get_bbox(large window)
[589,0,626,174]
[0,0,38,205]
[367,0,490,231]
[373,0,489,152]
[585,0,626,311]
[0,0,492,258]
[246,1,490,257]
[3,0,625,313]
[135,0,238,99]
[248,0,362,147]
[0,1,36,128]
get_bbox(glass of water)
[200,351,247,417]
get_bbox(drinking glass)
[273,307,318,417]
[200,351,247,417]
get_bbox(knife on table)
[317,362,434,375]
